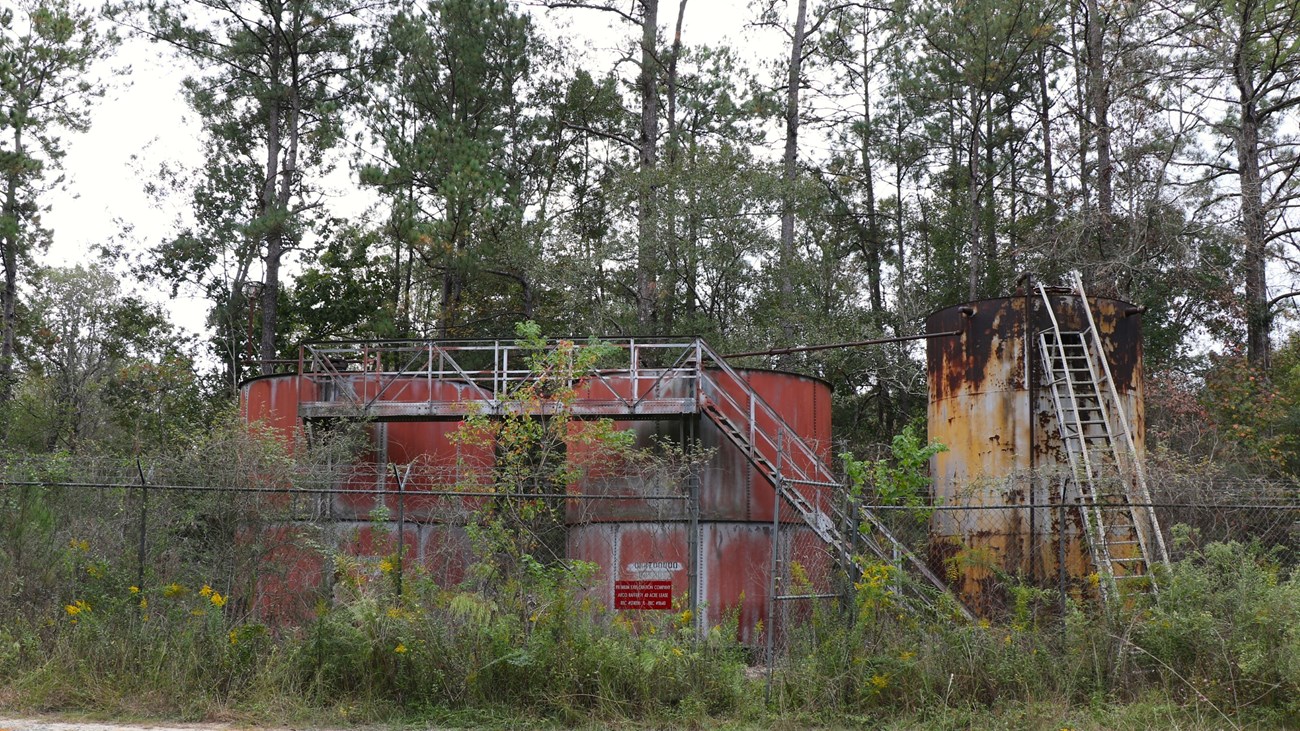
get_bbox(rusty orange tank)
[926,290,1145,612]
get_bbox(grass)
[4,532,1300,729]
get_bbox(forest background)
[3,0,1300,468]
[7,0,1300,726]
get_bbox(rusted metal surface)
[568,520,824,643]
[926,293,1144,611]
[573,369,833,524]
[240,360,836,638]
[241,374,314,447]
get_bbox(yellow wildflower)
[677,609,693,626]
[86,564,104,579]
[210,592,227,608]
[191,608,207,617]
[229,630,239,645]
[869,673,891,690]
[199,584,214,597]
[69,538,89,552]
[394,643,408,654]
[163,583,187,598]
[379,557,395,574]
[386,607,403,619]
[129,586,140,594]
[671,647,684,657]
[64,599,91,616]
[139,598,148,610]
[899,651,916,662]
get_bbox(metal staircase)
[297,336,970,617]
[1036,273,1168,601]
[692,342,970,617]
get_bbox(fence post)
[1058,481,1068,616]
[391,463,407,599]
[135,459,148,605]
[686,417,701,638]
[766,433,784,705]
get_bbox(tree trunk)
[967,89,982,300]
[1,125,20,403]
[258,24,285,375]
[894,116,906,318]
[636,0,660,333]
[1237,70,1269,369]
[984,108,996,282]
[662,0,687,333]
[1070,0,1090,210]
[1036,48,1056,210]
[861,10,883,316]
[781,0,809,341]
[1084,0,1113,256]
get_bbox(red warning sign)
[614,580,673,610]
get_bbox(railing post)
[766,432,784,705]
[693,339,703,409]
[748,390,756,458]
[493,341,501,401]
[631,339,638,403]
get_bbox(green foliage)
[451,322,633,571]
[1134,539,1300,714]
[5,263,206,453]
[1199,351,1299,472]
[360,0,537,337]
[765,541,1300,725]
[122,0,365,382]
[0,0,116,400]
[841,422,946,508]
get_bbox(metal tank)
[566,368,834,643]
[239,361,835,642]
[925,289,1144,610]
[240,374,493,621]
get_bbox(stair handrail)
[695,341,837,484]
[1069,272,1169,567]
[695,340,971,617]
[1038,282,1118,602]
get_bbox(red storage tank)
[239,358,836,643]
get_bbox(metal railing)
[298,338,702,419]
[294,336,967,615]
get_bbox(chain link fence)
[4,454,1300,652]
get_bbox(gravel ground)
[0,721,243,731]
[0,720,350,731]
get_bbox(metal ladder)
[693,341,973,619]
[1036,273,1168,602]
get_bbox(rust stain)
[927,292,1145,610]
